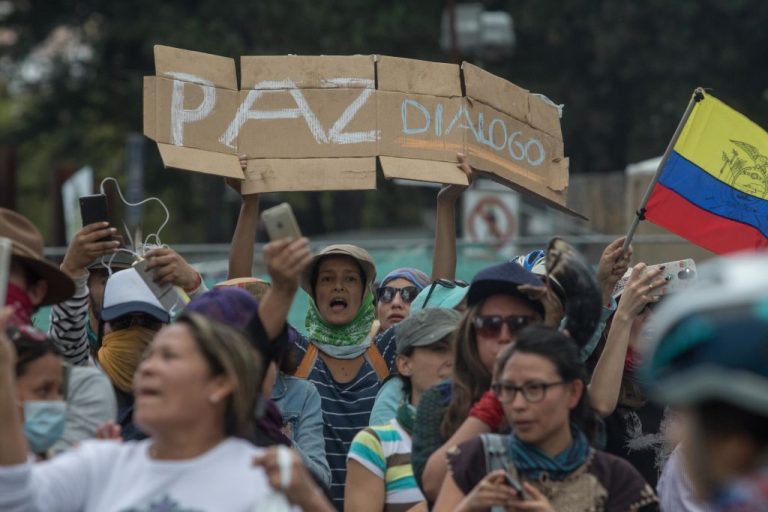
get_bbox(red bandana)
[6,283,35,328]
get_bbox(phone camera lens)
[678,268,695,280]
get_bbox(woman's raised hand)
[263,238,312,294]
[95,421,123,442]
[438,152,475,201]
[615,263,666,322]
[254,446,333,511]
[595,237,633,306]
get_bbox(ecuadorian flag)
[646,91,768,254]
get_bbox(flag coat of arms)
[645,90,768,254]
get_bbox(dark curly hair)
[494,324,598,440]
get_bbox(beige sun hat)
[215,277,271,301]
[300,244,376,297]
[0,208,75,305]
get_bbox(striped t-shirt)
[48,273,92,366]
[347,418,425,512]
[294,329,396,510]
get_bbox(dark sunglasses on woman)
[473,314,536,337]
[376,285,420,304]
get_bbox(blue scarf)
[508,425,590,481]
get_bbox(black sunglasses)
[109,313,163,332]
[422,279,469,308]
[473,314,536,337]
[376,286,419,304]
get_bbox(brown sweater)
[447,437,659,512]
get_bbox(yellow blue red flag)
[646,90,768,253]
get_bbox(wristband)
[183,272,203,294]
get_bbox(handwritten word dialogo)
[144,46,579,217]
[401,99,546,167]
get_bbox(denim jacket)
[271,373,331,488]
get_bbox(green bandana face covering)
[305,291,375,359]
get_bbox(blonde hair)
[177,312,263,437]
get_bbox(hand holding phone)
[79,194,112,242]
[261,203,302,241]
[644,259,697,297]
[132,258,187,312]
[468,469,528,510]
[504,473,525,496]
[501,471,532,502]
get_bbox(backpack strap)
[364,344,390,382]
[293,344,319,379]
[480,433,514,512]
[294,342,390,382]
[480,433,509,474]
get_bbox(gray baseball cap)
[87,250,137,271]
[395,308,462,354]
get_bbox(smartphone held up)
[644,258,697,297]
[261,203,302,241]
[79,194,113,242]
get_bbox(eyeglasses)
[491,381,565,403]
[422,279,469,308]
[376,286,419,304]
[473,315,536,337]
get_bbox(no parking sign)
[463,189,519,245]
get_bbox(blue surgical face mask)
[23,400,67,454]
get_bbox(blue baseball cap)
[466,261,544,315]
[410,281,469,313]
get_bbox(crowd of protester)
[1,154,767,511]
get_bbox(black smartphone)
[504,473,528,500]
[79,194,112,242]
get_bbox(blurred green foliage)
[3,0,768,243]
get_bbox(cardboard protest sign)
[143,46,243,179]
[144,45,581,216]
[461,63,571,214]
[376,56,467,186]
